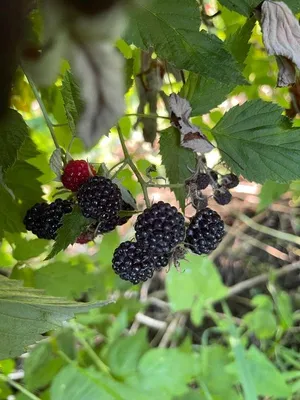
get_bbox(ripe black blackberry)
[77,176,121,220]
[24,199,73,240]
[213,188,232,205]
[112,241,169,284]
[196,173,210,190]
[221,173,239,189]
[135,201,185,255]
[185,207,225,255]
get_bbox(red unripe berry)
[61,160,96,192]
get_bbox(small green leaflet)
[181,73,235,117]
[46,207,93,260]
[217,0,261,17]
[212,99,300,183]
[159,127,196,211]
[258,181,289,212]
[0,109,29,171]
[0,275,111,359]
[61,71,84,134]
[124,0,244,85]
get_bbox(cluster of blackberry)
[186,166,239,210]
[24,160,135,244]
[112,202,186,284]
[24,157,236,286]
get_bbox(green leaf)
[246,346,292,398]
[217,0,261,17]
[124,0,244,85]
[0,186,25,240]
[226,17,255,67]
[166,254,228,325]
[33,262,93,298]
[61,71,83,134]
[129,348,197,398]
[0,275,111,359]
[0,109,29,171]
[198,345,240,399]
[10,235,48,261]
[46,207,92,260]
[258,181,289,212]
[181,73,235,116]
[51,364,152,400]
[244,309,277,339]
[274,291,294,330]
[212,100,300,183]
[159,127,196,210]
[5,161,44,213]
[107,328,149,378]
[24,341,64,391]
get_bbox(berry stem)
[117,125,151,208]
[24,71,60,150]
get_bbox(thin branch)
[224,261,300,299]
[0,374,41,400]
[24,72,60,149]
[117,125,151,207]
[238,213,300,246]
[135,312,167,330]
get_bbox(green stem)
[25,72,60,149]
[125,113,170,120]
[117,125,151,207]
[75,334,111,375]
[0,374,41,400]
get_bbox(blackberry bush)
[77,175,122,220]
[24,199,73,240]
[61,160,96,191]
[185,207,225,255]
[135,201,185,255]
[112,241,169,284]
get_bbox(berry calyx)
[185,207,225,255]
[213,187,232,205]
[77,176,122,220]
[24,199,73,240]
[135,201,185,255]
[61,160,96,192]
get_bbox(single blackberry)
[112,241,156,284]
[196,173,210,190]
[61,160,96,192]
[135,201,185,255]
[77,176,122,220]
[221,173,239,189]
[185,208,225,255]
[24,199,73,240]
[214,188,232,205]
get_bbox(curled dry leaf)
[22,1,127,148]
[260,0,300,87]
[169,93,214,154]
